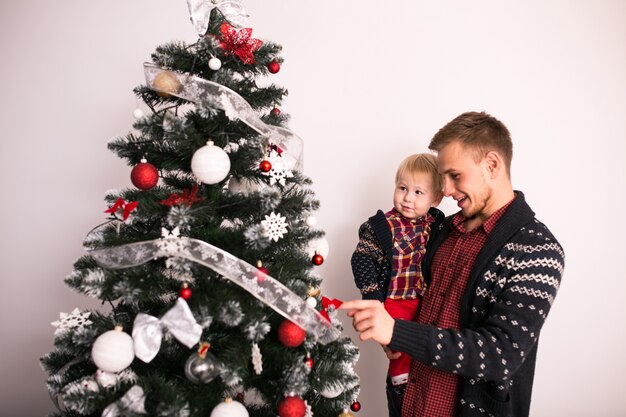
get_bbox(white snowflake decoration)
[51,308,92,335]
[262,149,294,186]
[251,342,263,375]
[261,212,288,242]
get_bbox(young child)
[351,153,444,416]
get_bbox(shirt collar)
[388,208,435,226]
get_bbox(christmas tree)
[40,2,360,417]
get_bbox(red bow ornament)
[160,185,203,207]
[105,198,138,221]
[217,21,262,64]
[319,297,343,322]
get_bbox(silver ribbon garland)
[89,236,340,345]
[144,63,304,171]
[186,0,249,35]
[101,385,146,417]
[132,298,203,363]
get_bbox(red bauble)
[278,395,306,417]
[131,159,159,190]
[256,260,269,283]
[179,283,192,300]
[277,320,306,348]
[271,107,281,116]
[312,253,324,266]
[259,159,272,173]
[304,356,314,369]
[267,60,281,74]
[350,401,362,412]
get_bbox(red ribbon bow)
[104,198,138,221]
[319,297,343,322]
[218,21,263,64]
[160,185,203,207]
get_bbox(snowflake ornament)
[262,149,293,186]
[261,212,288,242]
[51,309,93,336]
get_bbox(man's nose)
[443,178,455,197]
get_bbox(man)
[341,111,564,417]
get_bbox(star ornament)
[218,21,263,64]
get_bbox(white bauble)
[306,297,317,308]
[210,398,249,417]
[307,237,329,260]
[305,216,318,227]
[91,326,134,373]
[95,369,118,387]
[191,141,231,184]
[133,108,145,119]
[209,57,222,70]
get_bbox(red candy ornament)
[312,252,324,266]
[278,395,306,417]
[179,283,192,300]
[256,260,268,283]
[267,60,281,74]
[131,158,159,190]
[277,320,306,348]
[259,159,272,173]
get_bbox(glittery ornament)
[91,325,135,373]
[277,320,306,348]
[278,395,306,417]
[131,159,159,190]
[185,342,220,384]
[218,21,262,64]
[152,70,182,97]
[267,60,281,74]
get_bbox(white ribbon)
[132,298,203,363]
[186,0,249,35]
[101,385,146,417]
[88,234,341,345]
[144,63,303,171]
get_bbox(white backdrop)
[1,1,624,416]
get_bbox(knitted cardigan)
[351,207,445,302]
[389,191,564,417]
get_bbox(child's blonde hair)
[395,153,443,198]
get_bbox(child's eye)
[415,190,423,195]
[399,186,407,191]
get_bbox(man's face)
[437,141,493,220]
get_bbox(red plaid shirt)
[402,198,514,417]
[385,209,434,300]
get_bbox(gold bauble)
[307,285,321,298]
[152,71,182,97]
[338,412,355,417]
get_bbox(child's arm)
[351,221,387,302]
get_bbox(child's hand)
[381,344,402,360]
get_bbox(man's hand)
[339,299,395,345]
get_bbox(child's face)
[393,171,441,219]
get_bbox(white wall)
[1,1,624,416]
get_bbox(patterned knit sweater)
[351,207,445,302]
[389,191,564,417]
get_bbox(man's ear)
[484,151,503,179]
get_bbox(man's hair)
[395,153,443,198]
[429,111,513,176]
